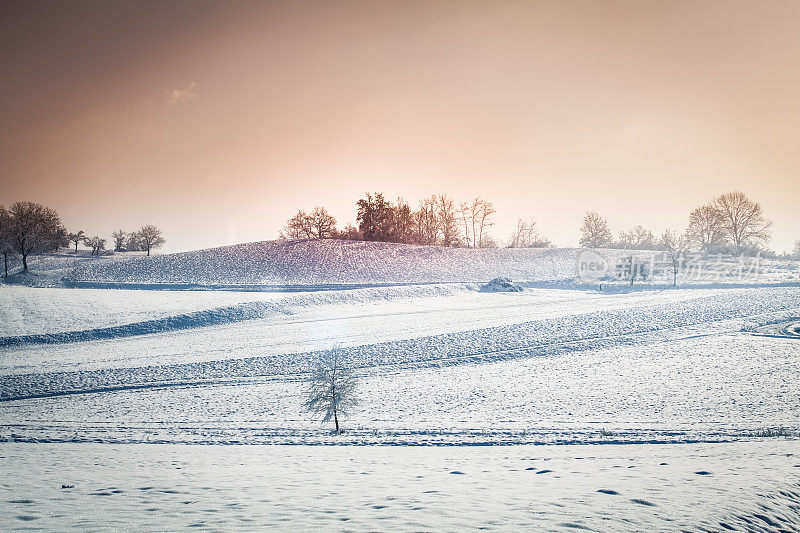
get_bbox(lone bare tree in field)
[304,349,358,434]
[579,211,612,248]
[136,225,165,256]
[7,201,67,271]
[713,191,772,251]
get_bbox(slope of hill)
[69,239,580,286]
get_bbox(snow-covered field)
[2,442,798,531]
[1,242,799,530]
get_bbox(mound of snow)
[480,277,524,292]
[70,240,579,286]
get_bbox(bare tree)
[618,225,655,249]
[7,201,67,271]
[712,191,772,251]
[281,210,314,239]
[392,198,416,244]
[687,204,726,252]
[474,198,496,248]
[660,229,689,287]
[458,202,472,248]
[112,230,127,252]
[618,254,649,286]
[125,231,142,251]
[435,194,462,246]
[86,236,106,256]
[579,211,612,248]
[457,198,496,248]
[0,206,14,278]
[67,230,87,254]
[414,196,440,245]
[304,349,358,434]
[308,206,338,239]
[137,225,165,256]
[333,224,362,241]
[508,218,551,248]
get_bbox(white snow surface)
[1,442,798,532]
[2,243,800,530]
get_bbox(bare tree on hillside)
[618,225,655,250]
[125,231,142,251]
[281,210,314,239]
[304,349,358,434]
[712,191,772,251]
[458,198,496,248]
[137,225,165,256]
[0,206,14,278]
[112,230,127,252]
[7,201,67,271]
[435,194,461,246]
[333,224,362,241]
[579,211,612,248]
[508,218,551,248]
[308,207,338,239]
[474,198,496,248]
[686,204,726,252]
[67,230,87,253]
[414,196,440,245]
[86,236,106,256]
[392,198,416,244]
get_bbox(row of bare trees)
[282,193,552,249]
[67,226,165,256]
[1,201,166,278]
[579,191,773,254]
[111,227,165,255]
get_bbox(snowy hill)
[69,239,580,286]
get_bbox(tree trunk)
[75,241,79,253]
[22,252,28,271]
[3,251,7,279]
[334,408,339,434]
[147,246,150,256]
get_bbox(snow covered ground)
[1,243,799,530]
[1,442,798,531]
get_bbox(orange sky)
[1,0,798,252]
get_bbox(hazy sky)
[1,0,798,252]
